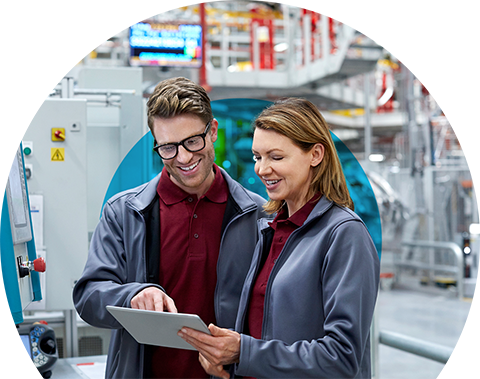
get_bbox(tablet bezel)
[106,305,211,351]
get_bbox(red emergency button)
[51,127,66,141]
[33,257,46,272]
[54,130,65,140]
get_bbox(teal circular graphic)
[103,99,382,258]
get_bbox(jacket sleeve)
[72,200,163,329]
[235,219,380,378]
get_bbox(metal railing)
[379,330,453,364]
[397,240,464,299]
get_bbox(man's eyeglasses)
[153,121,212,160]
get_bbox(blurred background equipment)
[0,144,57,376]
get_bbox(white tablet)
[106,305,211,351]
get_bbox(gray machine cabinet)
[23,98,89,311]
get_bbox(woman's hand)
[178,323,241,378]
[198,353,230,379]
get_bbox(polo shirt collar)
[157,164,228,205]
[203,164,229,204]
[270,192,322,229]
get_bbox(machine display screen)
[0,334,32,365]
[129,22,202,67]
[6,147,32,244]
[0,149,27,226]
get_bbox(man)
[73,77,266,378]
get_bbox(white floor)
[375,281,472,379]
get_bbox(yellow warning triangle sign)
[51,148,65,161]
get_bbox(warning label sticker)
[51,148,65,161]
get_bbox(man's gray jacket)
[73,168,266,378]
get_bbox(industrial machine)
[1,144,58,377]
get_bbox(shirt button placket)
[187,197,197,254]
[191,201,200,250]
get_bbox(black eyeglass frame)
[153,121,212,160]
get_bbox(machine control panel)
[0,323,58,378]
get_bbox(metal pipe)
[321,15,330,61]
[252,21,260,73]
[395,261,458,273]
[364,72,372,160]
[303,12,311,71]
[73,89,136,95]
[401,240,464,298]
[0,88,55,96]
[379,330,453,364]
[64,309,78,357]
[199,2,207,88]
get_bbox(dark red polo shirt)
[247,193,321,340]
[244,193,321,379]
[151,164,228,378]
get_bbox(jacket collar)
[258,195,334,231]
[305,195,335,222]
[220,167,259,212]
[125,173,162,213]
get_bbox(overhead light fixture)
[469,223,480,235]
[274,42,288,52]
[369,154,385,162]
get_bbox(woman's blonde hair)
[254,98,354,214]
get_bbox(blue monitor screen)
[6,146,32,244]
[0,334,32,363]
[129,22,202,67]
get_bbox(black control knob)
[17,256,30,278]
[40,338,56,355]
[18,265,29,278]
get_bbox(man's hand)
[130,287,177,312]
[178,323,240,378]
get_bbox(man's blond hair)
[146,77,212,132]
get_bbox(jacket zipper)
[237,223,269,333]
[127,204,148,377]
[214,204,257,323]
[260,202,334,339]
[259,228,298,339]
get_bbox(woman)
[179,98,380,379]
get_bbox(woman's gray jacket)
[73,168,266,379]
[235,196,380,379]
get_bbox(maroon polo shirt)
[247,193,321,340]
[244,193,321,379]
[151,164,228,379]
